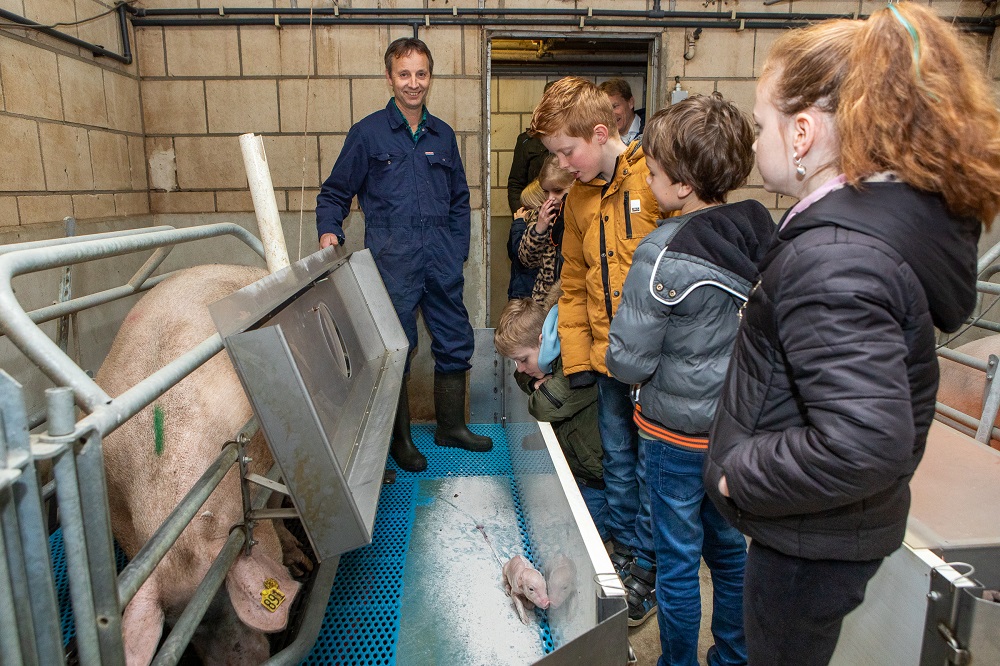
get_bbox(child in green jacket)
[495,294,608,541]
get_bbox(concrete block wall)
[0,1,149,227]
[137,19,484,221]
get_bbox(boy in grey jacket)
[606,94,774,666]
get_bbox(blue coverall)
[316,99,475,373]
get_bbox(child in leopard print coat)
[517,155,575,305]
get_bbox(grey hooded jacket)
[606,200,775,437]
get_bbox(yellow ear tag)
[260,578,286,612]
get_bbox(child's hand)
[533,375,552,390]
[536,198,558,233]
[718,475,730,498]
[514,207,528,221]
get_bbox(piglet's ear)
[226,550,301,633]
[122,577,164,666]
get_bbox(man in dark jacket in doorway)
[316,37,493,472]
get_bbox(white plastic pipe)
[239,133,290,273]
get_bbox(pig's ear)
[122,578,164,666]
[226,551,301,633]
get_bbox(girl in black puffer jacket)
[703,5,1000,665]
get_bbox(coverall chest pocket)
[423,151,456,203]
[368,152,406,192]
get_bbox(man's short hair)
[494,298,547,358]
[598,78,634,101]
[530,76,617,140]
[642,93,755,204]
[384,38,434,75]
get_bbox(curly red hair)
[838,3,1000,227]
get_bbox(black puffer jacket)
[704,182,980,561]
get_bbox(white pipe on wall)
[239,133,290,273]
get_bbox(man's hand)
[319,233,340,249]
[718,475,730,498]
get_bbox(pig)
[96,264,308,665]
[544,553,577,610]
[937,334,1000,450]
[502,554,550,624]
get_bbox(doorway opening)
[486,35,656,326]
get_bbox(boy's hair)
[642,93,755,204]
[538,154,575,192]
[384,38,434,75]
[598,78,633,101]
[494,298,548,357]
[520,179,546,210]
[839,3,1000,226]
[529,76,618,140]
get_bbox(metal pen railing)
[0,223,332,665]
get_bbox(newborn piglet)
[502,555,550,624]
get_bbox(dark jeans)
[744,541,882,666]
[647,440,746,666]
[578,481,610,542]
[596,375,655,567]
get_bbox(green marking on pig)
[153,404,165,456]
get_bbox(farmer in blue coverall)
[316,37,492,473]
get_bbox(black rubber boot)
[389,381,427,472]
[433,371,493,452]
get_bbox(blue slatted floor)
[302,423,553,665]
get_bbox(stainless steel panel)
[469,328,533,425]
[212,248,407,562]
[831,546,940,666]
[470,327,503,424]
[834,422,1000,665]
[507,421,628,662]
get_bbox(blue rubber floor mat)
[303,423,554,665]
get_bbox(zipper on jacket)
[599,218,613,322]
[623,190,633,238]
[538,382,563,409]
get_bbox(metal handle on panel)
[316,303,351,379]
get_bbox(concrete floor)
[627,562,715,666]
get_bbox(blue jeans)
[596,375,654,567]
[578,481,610,542]
[646,440,747,666]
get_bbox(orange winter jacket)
[558,142,660,379]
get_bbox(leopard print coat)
[518,215,560,305]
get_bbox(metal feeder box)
[210,247,408,562]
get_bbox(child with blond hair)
[517,155,576,304]
[530,76,661,625]
[494,292,608,540]
[704,6,1000,664]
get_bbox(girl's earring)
[794,152,807,178]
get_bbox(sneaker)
[608,539,633,580]
[623,561,657,627]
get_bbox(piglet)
[502,554,550,624]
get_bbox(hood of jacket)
[658,200,776,289]
[779,182,981,333]
[537,304,560,374]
